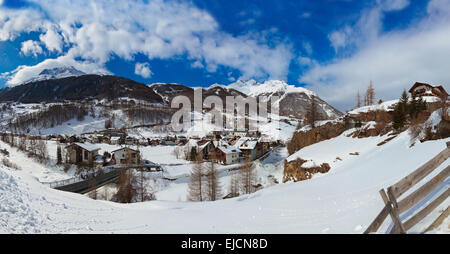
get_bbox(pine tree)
[409,95,427,119]
[56,145,62,165]
[392,90,409,130]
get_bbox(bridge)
[43,163,161,194]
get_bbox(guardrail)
[364,142,450,234]
[42,166,118,188]
[42,163,161,189]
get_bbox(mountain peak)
[16,66,88,84]
[38,66,86,78]
[226,79,316,98]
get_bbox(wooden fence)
[364,142,450,234]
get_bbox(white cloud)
[2,55,110,85]
[20,40,43,57]
[379,0,410,11]
[301,12,311,19]
[39,25,64,53]
[0,0,293,85]
[301,0,450,111]
[328,7,382,54]
[302,41,313,55]
[0,8,47,41]
[134,62,152,79]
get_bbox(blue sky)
[0,0,449,110]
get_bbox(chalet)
[149,139,160,146]
[65,143,100,165]
[234,137,259,160]
[259,136,271,155]
[162,136,177,146]
[111,147,141,165]
[110,136,121,145]
[409,82,448,99]
[138,138,149,146]
[99,128,127,139]
[185,139,213,160]
[68,135,78,143]
[176,136,188,145]
[125,136,138,145]
[102,136,110,144]
[212,140,241,165]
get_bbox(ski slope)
[1,129,448,233]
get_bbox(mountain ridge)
[0,74,342,120]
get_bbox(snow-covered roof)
[73,142,100,152]
[111,136,121,141]
[234,137,258,150]
[198,141,211,150]
[111,147,139,153]
[218,145,241,154]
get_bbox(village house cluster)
[45,127,278,168]
[183,130,274,165]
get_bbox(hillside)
[0,75,165,104]
[0,130,448,233]
[0,74,342,123]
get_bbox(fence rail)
[364,142,450,234]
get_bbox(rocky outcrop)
[283,158,331,182]
[287,121,347,155]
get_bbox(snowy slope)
[1,131,448,233]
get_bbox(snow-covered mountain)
[27,66,86,83]
[214,80,342,120]
[225,79,315,98]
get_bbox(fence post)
[386,187,406,234]
[379,189,406,234]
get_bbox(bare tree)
[205,160,222,201]
[356,90,361,108]
[240,158,257,195]
[187,155,204,202]
[115,169,137,203]
[88,178,98,200]
[364,80,375,106]
[136,170,154,202]
[229,170,240,198]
